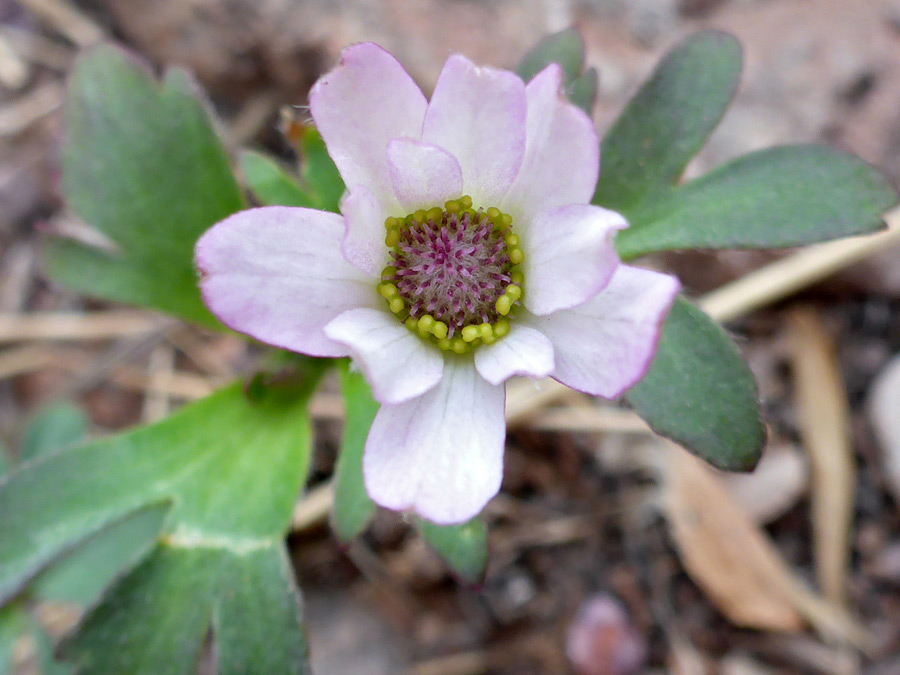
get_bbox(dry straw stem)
[786,308,855,608]
[0,310,166,343]
[0,82,64,137]
[15,0,104,47]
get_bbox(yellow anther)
[452,337,467,354]
[385,229,401,247]
[381,266,397,280]
[510,269,524,285]
[432,321,448,340]
[417,314,435,337]
[501,213,512,227]
[426,206,443,222]
[482,334,496,345]
[405,317,418,331]
[384,216,400,229]
[487,207,501,222]
[445,199,461,213]
[460,195,473,209]
[461,325,480,342]
[505,233,519,247]
[479,323,493,339]
[389,298,405,314]
[495,295,512,316]
[413,209,427,223]
[506,284,522,301]
[508,247,524,265]
[378,283,398,299]
[493,318,510,337]
[438,337,452,351]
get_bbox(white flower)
[195,44,679,524]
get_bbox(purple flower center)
[378,196,524,353]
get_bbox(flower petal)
[521,204,627,316]
[309,43,427,212]
[196,206,378,357]
[363,359,506,524]
[527,265,680,398]
[474,325,554,385]
[324,307,444,405]
[421,54,526,207]
[501,64,600,221]
[340,184,390,277]
[387,138,464,212]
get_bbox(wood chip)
[786,308,855,607]
[0,82,64,137]
[0,311,165,343]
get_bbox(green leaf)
[566,67,598,115]
[61,544,309,675]
[21,401,88,461]
[0,604,27,674]
[516,28,585,83]
[516,29,597,114]
[45,44,244,328]
[30,504,169,607]
[240,150,315,208]
[331,363,378,544]
[0,376,320,602]
[616,145,898,259]
[626,297,765,470]
[0,445,11,479]
[417,516,488,586]
[594,31,742,212]
[297,126,344,213]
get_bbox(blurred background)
[3,0,900,673]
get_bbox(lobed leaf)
[45,44,244,327]
[240,150,315,208]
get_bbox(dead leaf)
[662,445,870,648]
[721,443,808,524]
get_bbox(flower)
[195,44,680,525]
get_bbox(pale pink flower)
[195,44,679,524]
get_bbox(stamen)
[378,195,525,351]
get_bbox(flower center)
[377,195,524,353]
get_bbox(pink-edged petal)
[527,265,680,398]
[387,138,464,212]
[421,54,526,207]
[309,43,427,212]
[340,184,390,277]
[521,204,627,316]
[363,359,506,524]
[324,307,443,405]
[474,325,554,385]
[196,206,378,357]
[501,64,600,221]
